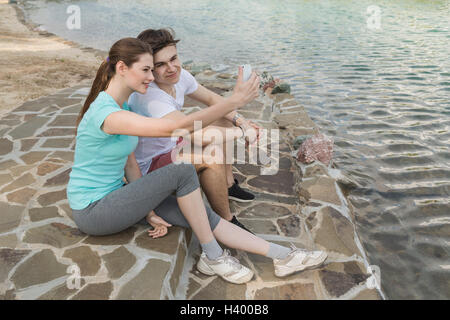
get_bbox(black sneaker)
[228,179,255,202]
[230,216,254,234]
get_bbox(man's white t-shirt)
[128,68,199,174]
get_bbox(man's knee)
[195,161,223,174]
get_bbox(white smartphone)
[241,64,252,82]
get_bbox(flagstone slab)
[83,226,137,246]
[0,202,25,233]
[135,227,183,255]
[308,207,361,257]
[0,119,21,127]
[6,187,37,205]
[63,246,101,277]
[10,249,68,290]
[170,245,186,294]
[49,151,74,162]
[38,128,76,137]
[0,127,10,137]
[37,189,67,206]
[0,234,18,249]
[20,139,39,152]
[37,162,64,176]
[0,289,16,300]
[319,262,370,298]
[0,248,31,283]
[59,203,73,221]
[8,116,50,140]
[240,218,279,235]
[303,163,330,178]
[278,157,293,170]
[247,191,299,205]
[102,246,136,280]
[44,168,71,187]
[53,97,83,109]
[116,259,170,300]
[299,176,341,206]
[238,111,261,120]
[43,106,59,115]
[28,207,61,222]
[352,288,382,300]
[37,282,83,300]
[1,173,35,193]
[20,151,50,165]
[186,278,202,299]
[234,163,262,175]
[276,214,302,237]
[0,160,18,171]
[0,138,13,156]
[292,127,318,137]
[23,222,85,248]
[47,115,78,127]
[9,165,35,178]
[183,96,207,108]
[71,281,113,300]
[238,203,291,219]
[247,170,294,195]
[61,104,82,114]
[274,111,317,129]
[12,97,55,113]
[0,173,13,187]
[41,138,73,148]
[254,282,317,300]
[191,277,247,300]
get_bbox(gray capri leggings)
[72,163,221,236]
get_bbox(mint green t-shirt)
[67,91,138,210]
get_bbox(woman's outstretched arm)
[102,69,260,137]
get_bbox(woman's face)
[152,45,182,86]
[123,53,155,94]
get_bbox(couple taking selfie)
[67,28,327,284]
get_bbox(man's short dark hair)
[137,28,180,55]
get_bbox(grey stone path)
[0,68,383,300]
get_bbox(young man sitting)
[128,28,261,232]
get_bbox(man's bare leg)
[210,118,237,187]
[195,161,233,221]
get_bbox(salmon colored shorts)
[147,137,185,173]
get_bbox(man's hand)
[240,119,261,145]
[146,211,172,238]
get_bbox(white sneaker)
[273,244,328,277]
[197,249,254,284]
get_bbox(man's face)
[152,45,181,86]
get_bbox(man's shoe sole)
[197,258,253,284]
[274,252,328,277]
[228,196,255,203]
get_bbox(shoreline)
[0,1,106,117]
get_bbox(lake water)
[20,0,450,299]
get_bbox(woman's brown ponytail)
[76,37,153,127]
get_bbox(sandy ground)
[0,1,105,117]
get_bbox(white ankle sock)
[201,239,224,260]
[266,243,291,260]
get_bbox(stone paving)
[0,67,384,300]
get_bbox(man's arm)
[162,110,243,146]
[188,84,261,142]
[187,84,238,124]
